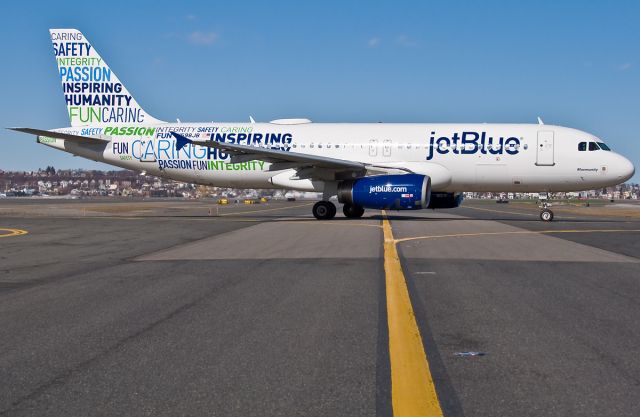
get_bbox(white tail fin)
[50,29,164,127]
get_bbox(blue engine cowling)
[337,174,431,210]
[427,192,464,209]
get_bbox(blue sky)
[1,0,638,181]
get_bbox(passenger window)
[578,142,587,151]
[589,142,599,151]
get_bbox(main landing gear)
[312,201,337,220]
[312,202,366,220]
[343,203,365,218]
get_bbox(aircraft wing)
[172,132,367,172]
[172,132,414,179]
[8,128,110,145]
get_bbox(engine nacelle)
[337,174,431,210]
[427,192,464,209]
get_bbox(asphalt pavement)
[1,198,639,416]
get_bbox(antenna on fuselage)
[249,116,256,123]
[537,116,544,125]
[176,118,181,123]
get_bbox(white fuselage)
[41,122,634,193]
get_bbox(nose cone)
[615,155,635,183]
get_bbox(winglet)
[171,132,192,151]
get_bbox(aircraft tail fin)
[50,28,164,127]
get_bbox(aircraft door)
[536,131,554,166]
[369,139,378,157]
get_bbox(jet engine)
[337,174,431,210]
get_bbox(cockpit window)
[580,141,611,151]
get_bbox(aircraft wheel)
[328,202,337,219]
[540,209,554,222]
[343,204,365,218]
[313,201,336,220]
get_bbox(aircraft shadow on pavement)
[33,213,639,225]
[371,214,640,224]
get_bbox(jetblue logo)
[369,185,408,193]
[426,131,521,160]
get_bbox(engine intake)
[338,174,431,210]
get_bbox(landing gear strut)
[343,203,365,218]
[313,201,336,220]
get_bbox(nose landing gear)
[540,208,554,221]
[539,202,554,222]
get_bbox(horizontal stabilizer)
[8,127,111,145]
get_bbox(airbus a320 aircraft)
[10,29,635,221]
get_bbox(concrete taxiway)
[1,198,639,416]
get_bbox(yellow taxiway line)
[0,228,28,238]
[382,211,444,417]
